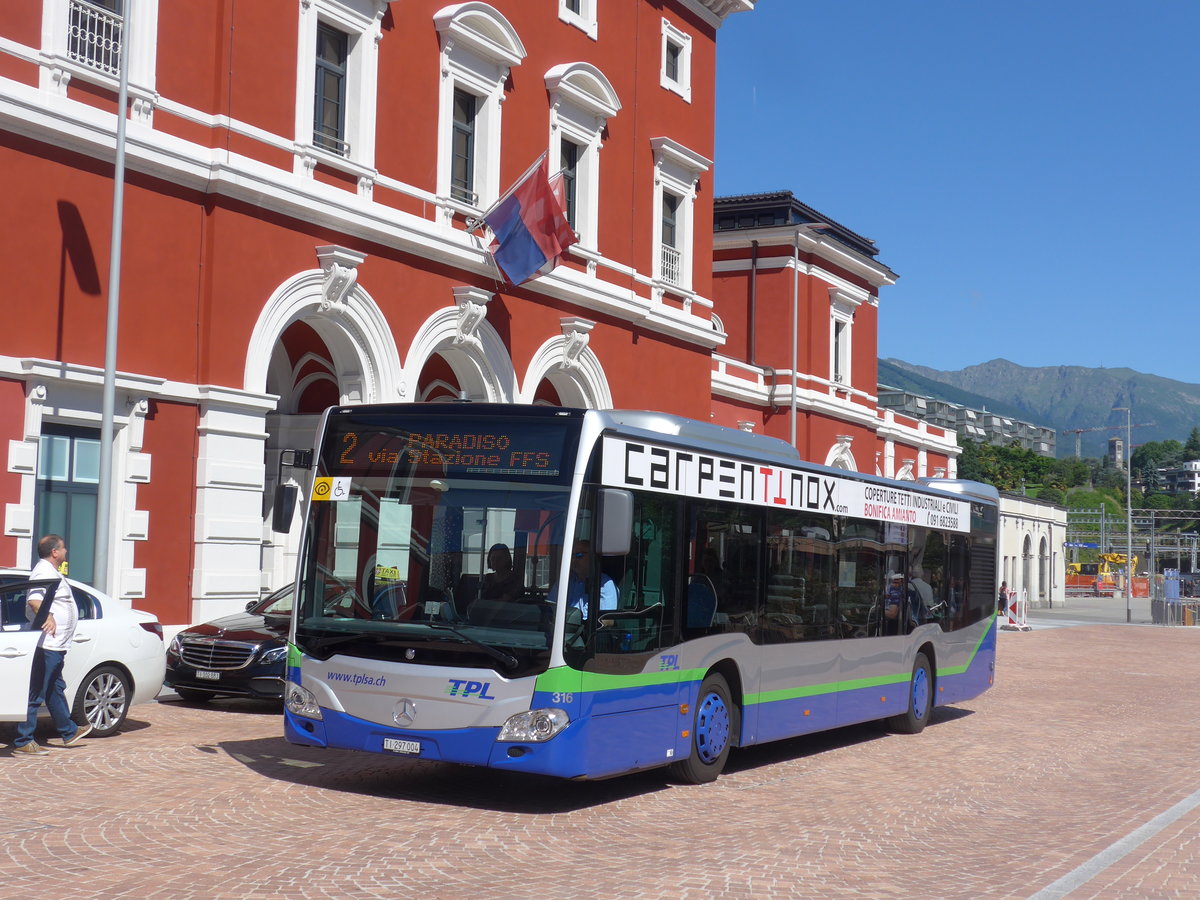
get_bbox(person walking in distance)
[11,534,92,756]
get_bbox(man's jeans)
[14,647,77,746]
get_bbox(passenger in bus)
[481,543,521,602]
[908,566,936,625]
[882,573,905,635]
[565,540,618,620]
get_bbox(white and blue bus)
[280,404,997,783]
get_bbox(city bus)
[279,403,998,783]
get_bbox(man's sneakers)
[12,741,50,756]
[11,723,92,755]
[60,723,93,747]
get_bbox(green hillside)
[881,358,1200,458]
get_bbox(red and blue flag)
[484,155,577,285]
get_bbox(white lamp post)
[1113,406,1133,623]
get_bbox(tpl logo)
[446,679,497,699]
[658,654,681,671]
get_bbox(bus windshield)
[292,409,581,677]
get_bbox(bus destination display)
[323,420,571,479]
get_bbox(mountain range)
[878,358,1200,459]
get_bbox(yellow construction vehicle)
[1067,554,1137,581]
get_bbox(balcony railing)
[313,130,352,158]
[659,243,682,286]
[68,0,123,77]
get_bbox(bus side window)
[764,511,835,642]
[687,502,760,636]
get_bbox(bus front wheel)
[669,673,734,784]
[889,652,933,734]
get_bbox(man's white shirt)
[27,558,77,651]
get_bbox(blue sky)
[715,1,1200,384]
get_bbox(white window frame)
[659,17,692,103]
[545,63,620,251]
[39,0,161,123]
[558,0,598,40]
[294,0,384,190]
[650,137,710,292]
[434,3,526,217]
[829,288,861,388]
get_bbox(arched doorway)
[1021,534,1033,606]
[1039,535,1049,606]
[245,258,402,597]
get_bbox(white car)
[0,569,166,737]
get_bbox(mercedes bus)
[279,403,997,783]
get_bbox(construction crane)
[1061,422,1153,458]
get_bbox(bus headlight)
[285,682,323,720]
[497,708,569,742]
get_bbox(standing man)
[11,534,92,756]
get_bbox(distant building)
[877,387,1056,457]
[1109,437,1126,469]
[1159,460,1200,495]
[999,493,1066,609]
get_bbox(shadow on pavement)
[211,705,975,811]
[724,705,972,777]
[158,695,283,717]
[213,734,672,812]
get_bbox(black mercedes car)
[165,583,292,702]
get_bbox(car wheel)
[173,687,212,704]
[73,665,131,737]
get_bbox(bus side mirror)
[272,483,298,533]
[597,488,633,556]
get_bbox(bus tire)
[889,652,933,734]
[669,673,734,784]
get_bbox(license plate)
[383,738,420,755]
[195,670,220,680]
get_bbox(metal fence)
[1154,569,1200,625]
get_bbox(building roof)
[713,191,879,258]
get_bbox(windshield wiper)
[301,630,388,653]
[423,622,519,672]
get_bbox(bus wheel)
[669,673,734,784]
[889,652,933,734]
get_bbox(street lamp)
[1113,406,1133,623]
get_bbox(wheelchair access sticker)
[311,477,351,501]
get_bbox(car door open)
[0,578,61,721]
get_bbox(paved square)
[5,622,1199,899]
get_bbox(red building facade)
[710,192,955,480]
[0,0,952,630]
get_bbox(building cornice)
[713,228,897,288]
[0,75,720,348]
[677,0,756,29]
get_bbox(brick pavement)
[5,624,1200,899]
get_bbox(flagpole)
[95,0,133,595]
[465,151,548,234]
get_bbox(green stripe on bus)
[745,671,910,705]
[536,616,996,699]
[535,666,707,694]
[936,613,996,678]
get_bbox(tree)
[1186,427,1200,459]
[1037,485,1065,504]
